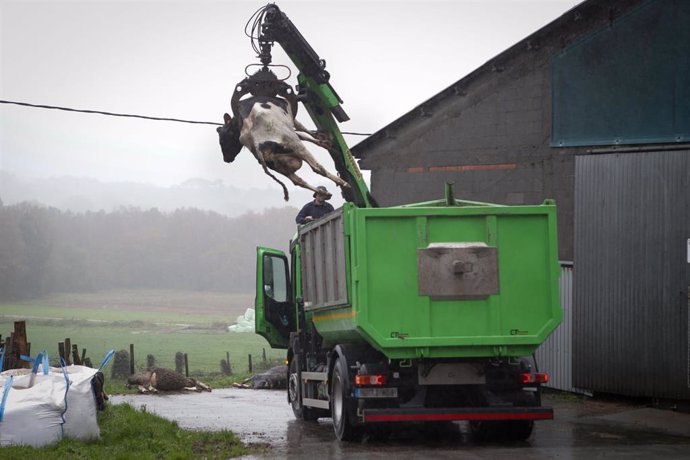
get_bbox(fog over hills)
[0,171,330,216]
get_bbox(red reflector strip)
[364,411,553,423]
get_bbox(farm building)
[352,0,690,400]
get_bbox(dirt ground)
[112,389,690,459]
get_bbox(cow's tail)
[258,155,289,201]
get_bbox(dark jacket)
[296,201,334,224]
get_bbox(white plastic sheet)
[228,308,256,332]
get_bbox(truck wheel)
[288,357,320,422]
[506,420,534,441]
[469,420,495,442]
[331,358,360,441]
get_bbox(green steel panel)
[342,202,561,359]
[311,306,360,345]
[551,0,690,147]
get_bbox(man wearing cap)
[296,186,334,225]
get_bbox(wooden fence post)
[64,338,72,366]
[129,344,135,374]
[72,344,81,365]
[14,322,29,368]
[248,354,253,373]
[8,333,15,369]
[184,353,189,377]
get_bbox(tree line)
[0,198,298,300]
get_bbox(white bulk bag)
[61,365,100,441]
[0,373,68,447]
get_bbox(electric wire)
[0,99,221,126]
[0,99,372,136]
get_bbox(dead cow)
[217,96,348,201]
[233,364,288,390]
[127,368,211,393]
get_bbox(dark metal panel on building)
[573,149,690,399]
[552,0,690,147]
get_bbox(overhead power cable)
[0,99,221,126]
[0,99,372,135]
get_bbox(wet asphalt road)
[112,389,690,459]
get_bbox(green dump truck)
[255,192,561,441]
[226,4,562,441]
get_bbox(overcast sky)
[0,0,581,207]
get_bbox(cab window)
[263,254,288,302]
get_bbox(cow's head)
[217,113,243,163]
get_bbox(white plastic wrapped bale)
[228,308,256,332]
[62,365,101,441]
[0,373,68,447]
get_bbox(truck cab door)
[255,247,294,349]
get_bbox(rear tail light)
[355,374,387,386]
[519,372,549,384]
[519,373,534,384]
[534,372,549,384]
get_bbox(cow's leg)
[270,155,329,195]
[289,143,349,188]
[293,119,332,149]
[268,154,321,196]
[284,171,320,195]
[296,130,332,150]
[255,147,290,201]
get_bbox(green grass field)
[0,290,285,378]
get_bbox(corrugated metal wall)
[536,263,588,393]
[573,149,690,399]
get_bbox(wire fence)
[110,346,285,379]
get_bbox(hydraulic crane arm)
[250,4,376,208]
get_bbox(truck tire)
[288,357,320,422]
[507,420,534,441]
[331,358,360,441]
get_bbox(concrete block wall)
[367,57,577,260]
